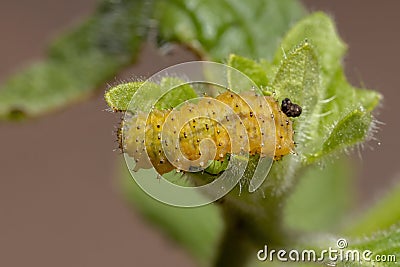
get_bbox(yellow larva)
[121,91,298,175]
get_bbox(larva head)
[281,98,302,118]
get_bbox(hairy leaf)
[156,0,305,61]
[105,77,197,112]
[273,12,346,88]
[272,13,381,162]
[0,0,154,120]
[227,54,270,88]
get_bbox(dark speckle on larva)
[121,91,298,175]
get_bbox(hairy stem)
[213,209,255,267]
[213,187,295,266]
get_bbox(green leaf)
[322,69,381,116]
[284,160,353,232]
[105,82,144,112]
[227,54,270,88]
[272,13,381,162]
[156,0,306,61]
[346,181,400,237]
[273,12,347,88]
[105,77,198,112]
[0,0,154,120]
[119,163,223,266]
[312,109,372,161]
[157,77,199,109]
[313,69,382,159]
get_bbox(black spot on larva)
[281,98,302,117]
[116,124,124,151]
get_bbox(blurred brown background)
[0,1,399,266]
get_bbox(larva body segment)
[122,91,295,175]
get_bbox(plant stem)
[213,191,292,266]
[213,211,255,267]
